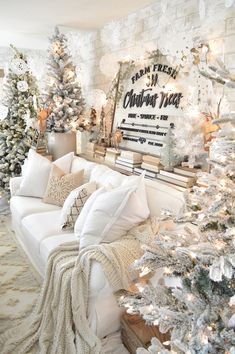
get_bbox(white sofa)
[9,155,184,353]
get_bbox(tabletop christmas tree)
[173,106,205,168]
[120,113,235,353]
[44,27,85,132]
[0,45,39,191]
[160,126,182,171]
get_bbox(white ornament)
[86,89,106,110]
[228,314,235,328]
[225,0,234,7]
[0,105,8,120]
[10,58,28,75]
[33,95,38,110]
[23,110,34,130]
[209,255,235,282]
[99,53,120,78]
[229,295,235,306]
[17,80,28,92]
[199,0,206,20]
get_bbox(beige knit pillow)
[43,165,84,207]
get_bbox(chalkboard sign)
[112,57,186,155]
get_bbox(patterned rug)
[0,213,42,335]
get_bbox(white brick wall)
[82,0,235,111]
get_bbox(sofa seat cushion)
[21,210,72,254]
[10,196,60,224]
[40,233,77,268]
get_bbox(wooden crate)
[121,313,170,354]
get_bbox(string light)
[136,283,145,293]
[163,341,170,346]
[200,334,208,344]
[189,252,196,259]
[214,241,226,251]
[140,266,151,277]
[164,267,172,275]
[186,293,195,301]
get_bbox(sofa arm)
[80,237,143,341]
[9,176,22,196]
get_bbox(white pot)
[47,131,76,160]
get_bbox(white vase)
[47,131,76,160]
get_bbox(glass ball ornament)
[17,80,29,92]
[10,58,29,75]
[99,53,120,78]
[225,0,234,7]
[86,89,107,110]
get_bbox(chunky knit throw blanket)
[0,235,143,354]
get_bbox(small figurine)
[111,129,123,151]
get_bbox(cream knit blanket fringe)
[0,236,142,354]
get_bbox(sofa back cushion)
[89,164,127,188]
[70,157,96,183]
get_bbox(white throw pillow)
[74,186,107,238]
[61,181,96,230]
[75,174,150,249]
[17,149,74,198]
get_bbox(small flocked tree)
[119,113,235,354]
[0,45,38,192]
[173,107,205,167]
[160,126,182,171]
[44,27,85,132]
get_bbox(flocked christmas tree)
[119,112,235,353]
[173,106,205,168]
[44,27,85,132]
[0,45,38,191]
[160,126,182,171]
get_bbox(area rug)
[0,213,42,335]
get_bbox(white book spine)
[160,170,194,182]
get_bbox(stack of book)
[173,166,199,178]
[94,145,106,160]
[115,151,142,172]
[105,148,121,165]
[156,169,196,189]
[134,155,163,179]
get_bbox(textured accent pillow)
[75,174,150,249]
[43,165,84,206]
[60,181,96,230]
[17,149,74,198]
